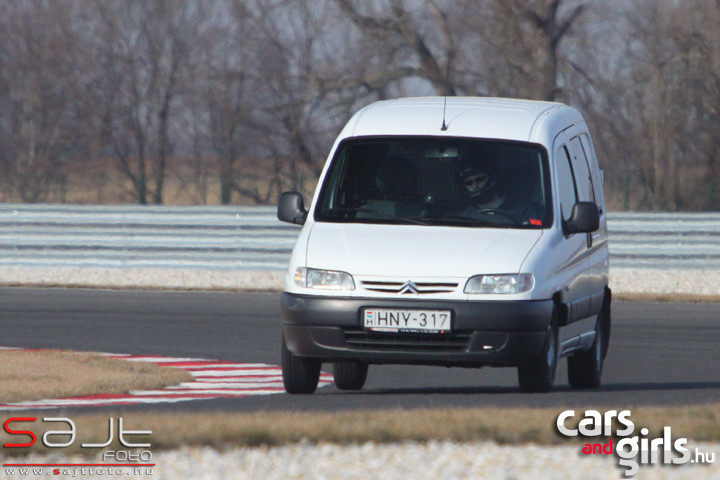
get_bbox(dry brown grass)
[0,157,319,206]
[0,350,193,403]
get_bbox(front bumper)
[281,293,554,367]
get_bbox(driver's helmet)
[458,159,497,203]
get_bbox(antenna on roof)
[441,95,448,131]
[440,60,451,131]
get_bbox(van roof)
[341,97,581,145]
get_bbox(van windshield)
[315,137,552,229]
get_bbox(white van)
[278,97,610,394]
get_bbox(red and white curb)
[0,349,333,410]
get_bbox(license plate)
[363,308,452,334]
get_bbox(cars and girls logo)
[2,416,153,477]
[557,409,715,477]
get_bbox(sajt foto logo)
[3,416,152,462]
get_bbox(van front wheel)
[281,334,321,394]
[518,309,558,393]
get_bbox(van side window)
[569,136,596,204]
[579,133,605,210]
[556,146,577,221]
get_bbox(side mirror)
[278,191,307,225]
[563,202,599,236]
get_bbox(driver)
[458,160,503,210]
[458,160,543,225]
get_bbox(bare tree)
[334,0,458,94]
[706,1,720,209]
[235,0,376,200]
[462,0,586,101]
[90,0,197,204]
[2,0,720,212]
[194,0,279,205]
[603,0,711,210]
[0,0,85,202]
[681,0,720,210]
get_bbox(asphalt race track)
[1,288,718,412]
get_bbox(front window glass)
[315,137,552,229]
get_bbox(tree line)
[0,0,718,210]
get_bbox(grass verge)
[0,350,193,403]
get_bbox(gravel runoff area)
[1,266,719,296]
[2,442,718,479]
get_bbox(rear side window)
[579,133,605,210]
[556,146,577,222]
[569,137,596,204]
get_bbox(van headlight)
[294,267,355,290]
[464,274,534,294]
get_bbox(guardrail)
[1,204,718,271]
[607,212,720,269]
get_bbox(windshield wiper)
[408,214,514,228]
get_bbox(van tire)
[518,308,559,393]
[281,334,321,394]
[567,303,608,389]
[333,361,369,390]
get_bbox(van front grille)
[344,330,471,352]
[360,280,459,295]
